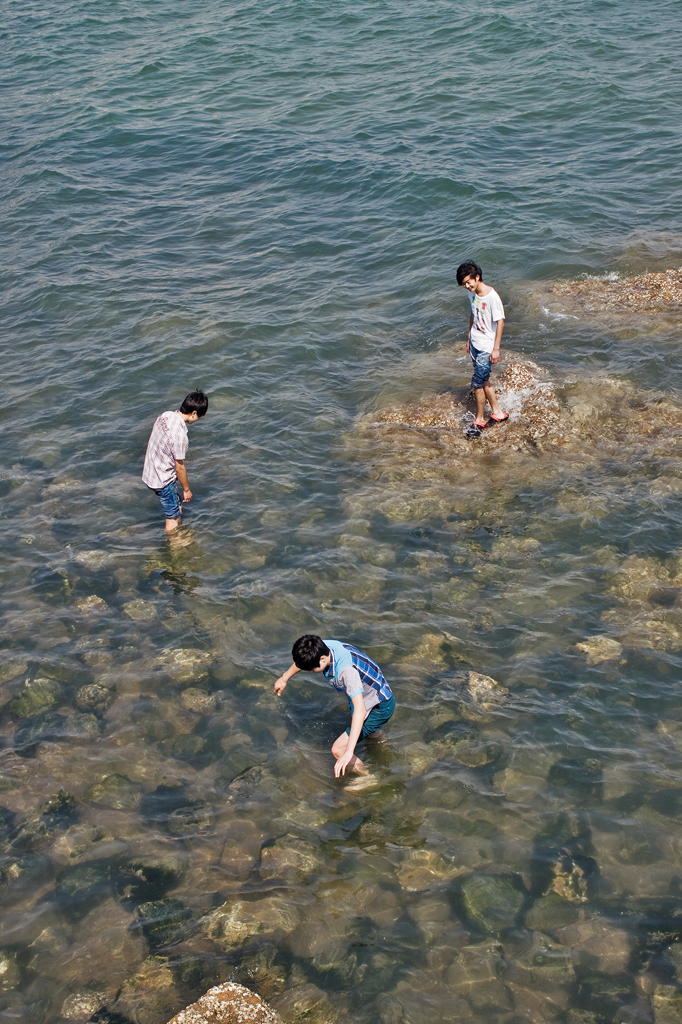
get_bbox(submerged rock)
[136,897,191,946]
[122,600,158,622]
[11,790,78,850]
[259,835,322,883]
[525,892,580,933]
[460,873,526,934]
[550,267,682,315]
[0,949,21,991]
[180,689,217,715]
[75,684,116,714]
[167,982,283,1024]
[153,649,213,683]
[60,991,106,1020]
[202,896,299,950]
[465,672,509,706]
[575,635,624,664]
[114,956,178,1024]
[270,984,338,1024]
[84,775,142,811]
[9,677,60,718]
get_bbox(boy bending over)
[456,261,508,435]
[274,635,395,777]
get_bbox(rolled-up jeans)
[152,480,182,520]
[469,340,492,390]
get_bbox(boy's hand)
[491,348,500,364]
[466,336,470,353]
[182,488,192,503]
[334,749,355,777]
[274,675,288,696]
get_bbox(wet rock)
[11,789,78,850]
[122,600,158,622]
[547,758,602,800]
[75,684,116,714]
[172,735,207,759]
[136,897,191,947]
[61,991,106,1020]
[216,823,261,882]
[74,550,116,570]
[525,893,580,934]
[165,803,212,838]
[259,835,322,883]
[55,861,113,917]
[153,649,213,683]
[445,943,512,1013]
[69,897,148,995]
[52,824,125,866]
[652,983,682,1024]
[84,775,142,811]
[545,849,590,901]
[116,855,186,902]
[402,633,449,669]
[466,672,509,705]
[0,851,53,899]
[166,982,283,1024]
[551,268,682,315]
[180,689,217,715]
[202,896,299,950]
[75,595,109,615]
[397,849,462,891]
[226,766,279,803]
[9,677,60,718]
[114,956,179,1024]
[0,949,21,991]
[575,635,624,664]
[0,656,28,686]
[570,916,633,974]
[460,873,526,934]
[493,768,545,803]
[270,984,338,1024]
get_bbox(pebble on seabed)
[166,981,283,1024]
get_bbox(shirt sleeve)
[338,666,363,699]
[490,291,505,322]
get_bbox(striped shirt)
[323,639,393,714]
[142,411,189,490]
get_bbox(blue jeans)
[153,480,181,520]
[470,340,492,390]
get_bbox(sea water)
[2,1,682,1022]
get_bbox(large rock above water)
[167,982,283,1024]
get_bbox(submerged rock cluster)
[551,267,682,314]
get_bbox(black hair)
[456,261,483,286]
[292,634,330,671]
[179,391,209,417]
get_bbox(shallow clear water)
[3,1,682,1022]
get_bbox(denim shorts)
[470,340,492,389]
[346,694,396,739]
[153,480,181,520]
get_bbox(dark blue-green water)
[3,2,682,1022]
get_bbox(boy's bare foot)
[343,772,378,792]
[168,529,193,548]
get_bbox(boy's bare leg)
[474,387,488,425]
[165,517,181,534]
[331,731,367,774]
[483,383,504,419]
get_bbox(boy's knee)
[331,737,346,758]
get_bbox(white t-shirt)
[469,287,505,354]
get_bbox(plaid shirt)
[324,639,393,710]
[142,411,189,489]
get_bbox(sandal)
[465,420,488,439]
[487,412,509,425]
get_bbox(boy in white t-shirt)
[456,261,508,436]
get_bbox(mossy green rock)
[136,897,191,945]
[116,857,186,902]
[11,790,77,849]
[173,733,206,758]
[9,677,60,718]
[84,774,142,810]
[461,873,525,934]
[525,892,580,933]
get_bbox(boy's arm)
[466,312,473,353]
[274,663,300,696]
[175,459,192,502]
[334,694,365,777]
[491,318,504,364]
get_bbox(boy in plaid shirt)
[275,635,395,777]
[142,390,208,532]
